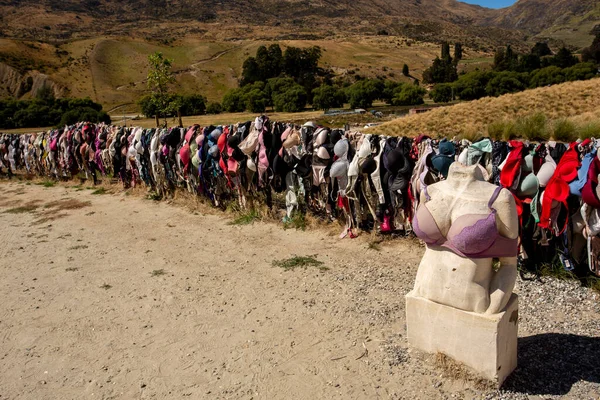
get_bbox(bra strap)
[423,185,431,202]
[488,186,504,208]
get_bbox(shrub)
[391,85,426,106]
[222,88,245,112]
[59,107,111,127]
[552,119,577,142]
[177,94,206,116]
[312,84,346,111]
[486,71,528,97]
[529,66,565,88]
[272,85,307,112]
[577,121,600,139]
[345,79,384,109]
[206,102,222,114]
[244,89,268,113]
[454,71,495,101]
[487,120,516,141]
[515,113,549,141]
[430,83,453,103]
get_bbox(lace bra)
[413,186,518,258]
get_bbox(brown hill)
[484,0,600,48]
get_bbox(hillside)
[0,0,598,110]
[485,0,600,48]
[368,78,600,138]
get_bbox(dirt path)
[0,181,599,399]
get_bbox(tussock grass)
[35,180,56,188]
[229,209,261,225]
[91,188,107,195]
[100,283,112,290]
[272,255,328,272]
[370,78,600,139]
[151,269,166,277]
[283,213,307,231]
[552,118,577,143]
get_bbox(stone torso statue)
[412,163,519,314]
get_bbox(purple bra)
[413,186,518,258]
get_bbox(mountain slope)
[485,0,600,48]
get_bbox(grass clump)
[151,269,166,277]
[515,113,549,141]
[272,255,328,272]
[367,241,382,251]
[91,188,107,195]
[65,267,79,272]
[577,121,600,140]
[100,283,112,290]
[229,209,261,225]
[552,118,577,142]
[35,180,56,188]
[487,119,515,141]
[146,192,162,201]
[538,262,577,281]
[283,213,307,231]
[4,204,38,214]
[68,245,88,250]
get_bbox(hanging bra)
[413,186,518,258]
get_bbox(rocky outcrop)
[0,63,65,100]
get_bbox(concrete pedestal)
[406,292,518,387]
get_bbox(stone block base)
[406,292,518,387]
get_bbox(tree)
[244,89,268,113]
[486,71,528,97]
[176,94,207,116]
[454,43,463,62]
[345,79,384,108]
[582,33,600,65]
[543,47,578,68]
[531,42,552,57]
[222,88,245,112]
[272,84,307,112]
[441,42,451,60]
[528,66,565,88]
[391,85,426,106]
[382,80,403,104]
[422,56,457,84]
[402,64,410,77]
[240,57,261,86]
[518,53,541,72]
[206,102,222,114]
[312,85,346,111]
[138,95,159,118]
[494,45,518,71]
[454,70,495,100]
[430,83,453,103]
[146,52,176,127]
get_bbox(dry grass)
[434,353,496,390]
[370,78,600,139]
[0,33,487,112]
[44,199,92,211]
[3,204,38,214]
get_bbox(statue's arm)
[487,189,518,314]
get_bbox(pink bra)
[413,186,518,258]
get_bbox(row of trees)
[430,62,598,103]
[216,45,426,113]
[0,86,110,129]
[138,35,600,120]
